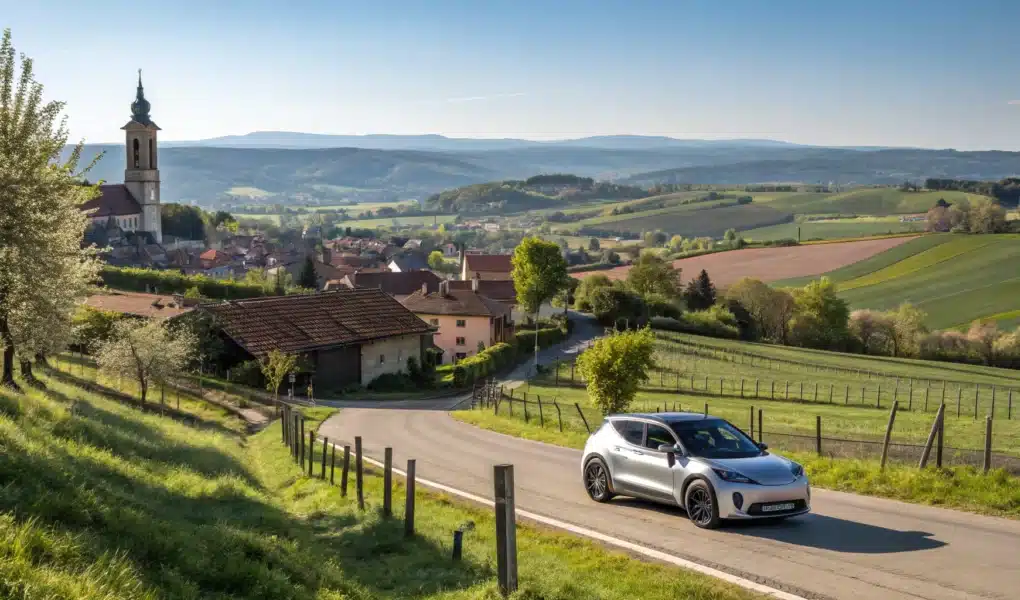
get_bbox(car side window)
[644,424,676,450]
[612,420,644,446]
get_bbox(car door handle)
[631,450,646,456]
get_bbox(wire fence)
[547,354,1019,421]
[472,385,1020,475]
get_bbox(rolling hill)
[776,234,1020,328]
[69,136,1020,207]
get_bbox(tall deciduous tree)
[0,28,102,388]
[627,250,681,300]
[96,319,197,404]
[576,328,656,415]
[512,237,569,368]
[788,277,850,349]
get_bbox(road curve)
[319,408,1020,600]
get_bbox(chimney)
[421,282,428,295]
[472,273,480,293]
[439,279,449,296]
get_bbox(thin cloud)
[446,92,526,103]
[1009,100,1020,105]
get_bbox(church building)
[81,71,163,243]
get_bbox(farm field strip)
[768,189,989,215]
[740,220,923,243]
[837,235,998,291]
[774,234,951,287]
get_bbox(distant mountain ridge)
[68,135,1020,206]
[165,132,815,152]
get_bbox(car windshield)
[669,419,763,459]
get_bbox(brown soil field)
[572,236,916,287]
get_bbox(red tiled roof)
[447,279,517,303]
[401,289,512,318]
[199,249,222,261]
[465,254,513,273]
[81,184,142,218]
[202,288,432,357]
[85,291,193,319]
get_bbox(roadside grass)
[452,404,1020,519]
[0,369,765,599]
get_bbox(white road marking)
[325,439,808,600]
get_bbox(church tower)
[122,70,162,243]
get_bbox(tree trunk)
[0,312,19,391]
[20,359,42,388]
[35,353,49,368]
[139,379,147,404]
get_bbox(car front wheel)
[583,457,614,503]
[685,480,721,529]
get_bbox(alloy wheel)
[585,462,608,500]
[688,486,714,526]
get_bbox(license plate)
[761,502,796,512]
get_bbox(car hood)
[700,454,798,485]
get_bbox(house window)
[455,352,467,361]
[456,337,466,346]
[378,354,385,365]
[429,318,439,326]
[456,319,466,327]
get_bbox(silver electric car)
[581,412,810,529]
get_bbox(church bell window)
[132,138,140,168]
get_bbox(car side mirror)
[757,442,769,451]
[659,444,682,468]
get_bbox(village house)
[84,290,196,320]
[461,252,513,281]
[401,279,514,364]
[201,288,434,389]
[388,251,430,273]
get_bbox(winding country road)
[319,407,1020,600]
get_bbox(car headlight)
[712,468,758,484]
[790,462,804,478]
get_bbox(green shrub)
[651,305,740,339]
[367,372,418,391]
[99,266,310,300]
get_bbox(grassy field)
[766,189,990,215]
[0,360,766,600]
[341,213,458,229]
[775,234,1020,328]
[741,217,925,242]
[570,203,793,238]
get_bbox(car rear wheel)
[583,457,614,503]
[685,480,721,529]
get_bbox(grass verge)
[0,370,765,599]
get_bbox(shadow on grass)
[0,385,491,598]
[40,366,238,437]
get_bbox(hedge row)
[452,325,569,386]
[99,266,309,299]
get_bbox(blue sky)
[5,0,1020,149]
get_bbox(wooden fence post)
[749,406,754,438]
[383,447,393,517]
[574,403,591,433]
[816,416,822,456]
[523,396,529,423]
[755,378,759,399]
[537,396,545,427]
[876,383,881,408]
[757,409,763,443]
[957,388,962,418]
[845,385,849,405]
[1009,390,1013,420]
[740,378,744,398]
[553,401,563,432]
[704,402,708,416]
[330,444,336,484]
[320,436,328,479]
[300,417,306,466]
[983,416,993,474]
[880,401,898,471]
[494,465,518,597]
[405,459,416,537]
[924,386,930,412]
[918,403,945,469]
[308,431,315,477]
[828,383,833,403]
[908,382,913,411]
[936,405,944,468]
[355,436,364,510]
[341,445,351,497]
[974,387,979,420]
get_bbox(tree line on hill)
[425,177,647,213]
[925,177,1020,207]
[924,196,1013,233]
[571,252,1020,370]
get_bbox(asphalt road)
[319,407,1020,600]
